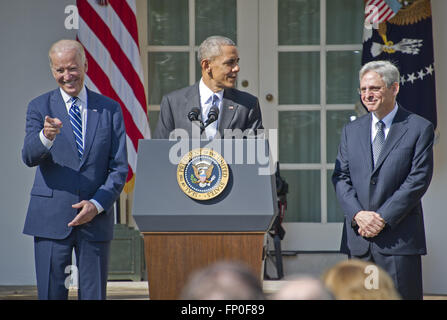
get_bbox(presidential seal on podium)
[177,148,229,200]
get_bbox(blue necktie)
[204,94,219,139]
[69,97,84,160]
[212,94,219,108]
[205,94,219,123]
[372,120,385,167]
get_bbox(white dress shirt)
[40,87,88,148]
[39,86,103,214]
[199,78,223,139]
[371,102,398,143]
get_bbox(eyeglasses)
[358,86,385,95]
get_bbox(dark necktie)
[372,120,385,167]
[69,97,84,160]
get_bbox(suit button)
[371,179,377,185]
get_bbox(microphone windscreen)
[188,107,200,122]
[208,106,219,122]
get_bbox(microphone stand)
[188,106,219,137]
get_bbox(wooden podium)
[143,232,265,299]
[132,139,277,300]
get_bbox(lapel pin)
[92,109,98,112]
[228,105,234,110]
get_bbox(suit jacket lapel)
[50,90,79,160]
[185,83,201,119]
[218,89,238,136]
[359,114,373,172]
[81,88,100,166]
[184,83,202,137]
[372,106,409,174]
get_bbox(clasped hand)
[354,210,385,238]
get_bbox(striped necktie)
[69,97,84,160]
[372,120,385,167]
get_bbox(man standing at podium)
[154,35,263,139]
[22,39,128,299]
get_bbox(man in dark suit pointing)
[332,60,434,300]
[22,39,128,299]
[154,35,263,139]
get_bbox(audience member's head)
[179,261,265,300]
[271,275,333,300]
[322,259,401,300]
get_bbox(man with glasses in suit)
[332,60,434,300]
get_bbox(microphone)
[188,107,201,122]
[205,105,219,127]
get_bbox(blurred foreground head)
[322,259,401,300]
[179,261,265,300]
[271,275,333,300]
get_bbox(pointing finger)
[45,116,63,128]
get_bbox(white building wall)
[422,0,447,295]
[0,0,76,285]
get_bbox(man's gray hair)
[49,39,86,67]
[359,60,400,87]
[197,35,236,63]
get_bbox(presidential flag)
[77,0,151,192]
[362,0,437,129]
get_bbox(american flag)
[365,0,402,26]
[77,0,150,192]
